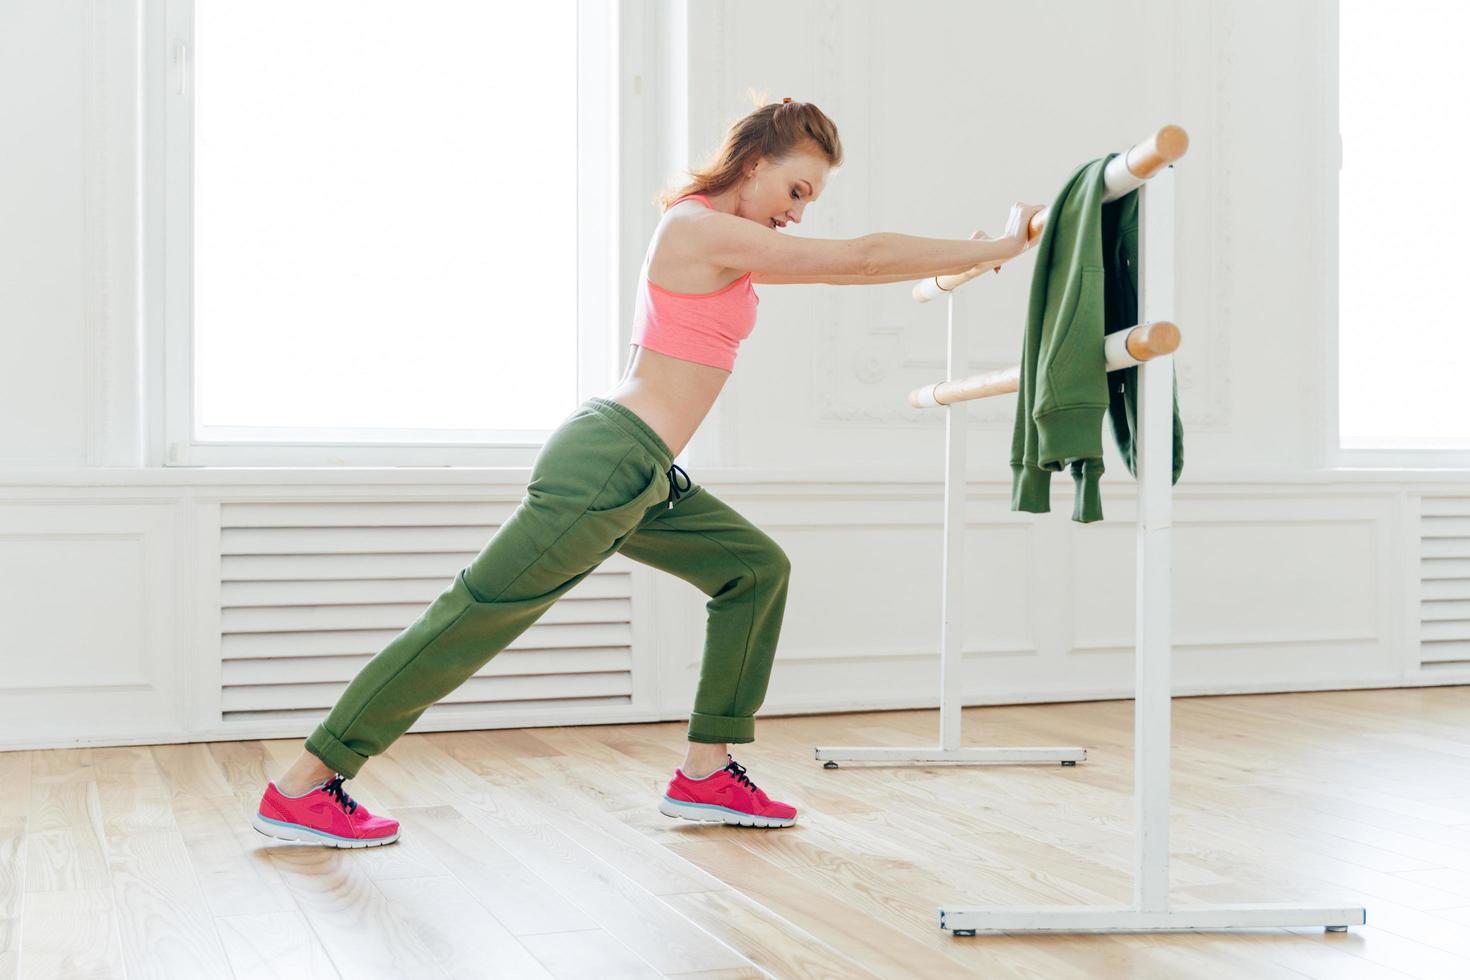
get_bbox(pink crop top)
[630,193,759,372]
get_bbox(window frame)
[1327,1,1470,470]
[147,0,618,467]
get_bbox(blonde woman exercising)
[252,96,1042,846]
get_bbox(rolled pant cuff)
[304,724,369,779]
[687,712,754,744]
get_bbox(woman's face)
[739,149,829,230]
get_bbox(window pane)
[1339,0,1470,449]
[195,1,578,434]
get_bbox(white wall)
[3,0,1465,753]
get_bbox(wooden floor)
[3,687,1470,979]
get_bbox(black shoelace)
[724,758,758,792]
[321,774,359,814]
[666,463,691,509]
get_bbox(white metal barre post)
[937,164,1365,936]
[812,222,1085,770]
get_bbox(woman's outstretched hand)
[967,201,1045,277]
[1001,201,1046,258]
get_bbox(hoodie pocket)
[1041,266,1106,407]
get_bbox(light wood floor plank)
[257,843,449,978]
[666,838,1011,980]
[369,871,557,977]
[517,928,663,979]
[25,751,108,895]
[105,830,237,978]
[0,752,28,980]
[18,887,124,980]
[661,887,879,980]
[214,909,342,979]
[374,802,583,939]
[450,806,755,975]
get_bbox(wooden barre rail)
[913,124,1189,304]
[908,320,1180,408]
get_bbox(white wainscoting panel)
[0,502,181,742]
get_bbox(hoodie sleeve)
[1034,264,1109,468]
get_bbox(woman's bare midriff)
[602,344,730,459]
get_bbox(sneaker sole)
[251,810,400,847]
[658,795,796,828]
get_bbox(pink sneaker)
[252,773,401,847]
[659,754,797,828]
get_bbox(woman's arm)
[752,270,948,285]
[687,209,1020,281]
[861,232,1016,278]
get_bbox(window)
[1337,0,1470,462]
[153,0,617,466]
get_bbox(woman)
[252,97,1043,846]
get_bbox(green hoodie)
[1009,152,1184,523]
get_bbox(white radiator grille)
[1419,497,1470,673]
[218,500,637,723]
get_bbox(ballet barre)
[908,320,1181,408]
[812,126,1190,774]
[912,124,1190,304]
[817,123,1366,937]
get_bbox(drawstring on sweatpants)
[666,463,691,509]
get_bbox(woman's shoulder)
[647,212,741,292]
[659,195,737,253]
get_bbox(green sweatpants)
[304,396,791,779]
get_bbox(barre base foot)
[815,745,1087,766]
[937,903,1367,936]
